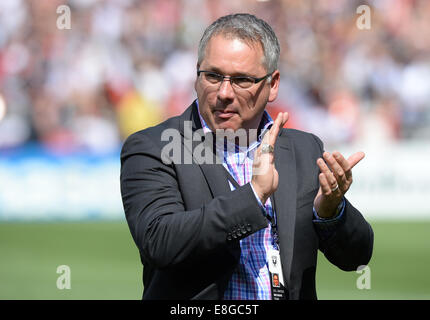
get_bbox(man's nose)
[217,78,235,101]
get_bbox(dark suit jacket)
[120,101,374,300]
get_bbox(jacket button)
[241,226,247,235]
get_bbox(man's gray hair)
[198,13,280,73]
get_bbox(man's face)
[195,34,280,132]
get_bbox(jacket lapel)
[179,101,232,198]
[177,102,240,298]
[273,130,297,287]
[199,163,232,198]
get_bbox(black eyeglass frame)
[197,70,273,88]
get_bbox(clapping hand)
[313,151,365,218]
[251,112,289,204]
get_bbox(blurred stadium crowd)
[0,0,429,155]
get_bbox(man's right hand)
[251,112,289,204]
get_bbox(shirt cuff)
[312,198,346,240]
[250,182,266,213]
[313,197,345,221]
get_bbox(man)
[120,13,373,300]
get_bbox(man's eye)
[205,73,223,82]
[233,77,254,87]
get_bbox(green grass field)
[1,220,429,300]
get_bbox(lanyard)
[223,166,288,300]
[223,166,279,248]
[268,195,279,250]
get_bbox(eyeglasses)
[197,70,272,89]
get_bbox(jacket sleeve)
[313,199,374,271]
[120,131,268,270]
[310,134,374,271]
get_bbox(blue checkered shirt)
[197,102,276,300]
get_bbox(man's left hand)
[313,151,365,219]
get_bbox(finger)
[268,113,282,143]
[260,126,270,145]
[332,151,352,180]
[269,112,288,146]
[281,112,289,127]
[319,173,332,196]
[323,152,347,187]
[256,112,288,167]
[261,112,282,142]
[317,158,338,189]
[256,128,274,170]
[253,145,271,175]
[347,151,365,169]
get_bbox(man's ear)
[268,70,280,103]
